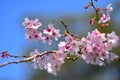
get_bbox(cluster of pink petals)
[29,29,119,75]
[23,18,61,45]
[98,4,113,24]
[23,18,42,41]
[30,49,66,76]
[58,34,81,56]
[80,29,119,66]
[43,23,61,45]
[23,17,119,75]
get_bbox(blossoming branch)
[0,0,120,76]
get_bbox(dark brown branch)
[60,20,71,35]
[8,54,29,58]
[90,0,99,21]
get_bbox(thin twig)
[60,20,71,35]
[8,54,29,58]
[0,55,36,67]
[90,0,99,21]
[0,50,56,67]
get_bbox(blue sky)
[0,0,114,80]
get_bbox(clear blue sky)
[0,0,114,80]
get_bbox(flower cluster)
[20,1,120,76]
[23,18,61,45]
[58,34,80,56]
[43,23,61,45]
[85,0,113,25]
[23,18,42,41]
[29,28,119,75]
[30,49,66,76]
[80,29,119,66]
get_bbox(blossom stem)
[60,20,72,35]
[90,0,99,21]
[8,54,29,58]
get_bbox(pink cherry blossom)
[98,4,113,24]
[30,49,41,69]
[42,35,52,45]
[80,29,119,66]
[30,50,66,76]
[23,18,43,41]
[43,23,61,41]
[52,29,61,41]
[105,4,113,16]
[98,13,110,24]
[58,34,80,55]
[107,31,119,50]
[43,23,55,35]
[23,18,42,30]
[25,28,42,41]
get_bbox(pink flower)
[23,18,43,41]
[30,50,66,76]
[23,18,42,30]
[58,41,71,52]
[30,49,41,69]
[43,23,61,41]
[107,31,119,50]
[98,13,110,24]
[42,35,51,45]
[52,29,61,41]
[43,23,55,35]
[45,51,66,76]
[58,34,80,55]
[25,28,42,41]
[105,4,113,16]
[80,29,119,66]
[98,4,113,24]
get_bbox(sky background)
[0,0,119,80]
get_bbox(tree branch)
[60,20,72,35]
[90,0,99,21]
[0,50,83,67]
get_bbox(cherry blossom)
[43,23,55,35]
[98,13,110,24]
[43,23,61,41]
[107,31,119,50]
[1,1,119,76]
[105,4,113,16]
[30,49,66,76]
[23,18,43,41]
[98,4,113,24]
[23,18,42,30]
[80,29,119,66]
[58,34,80,55]
[42,35,52,45]
[52,29,61,41]
[25,28,42,41]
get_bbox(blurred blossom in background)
[0,0,120,80]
